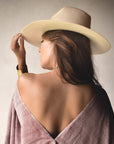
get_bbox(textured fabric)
[5,85,114,144]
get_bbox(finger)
[16,33,22,37]
[13,33,22,39]
[11,33,22,47]
[20,36,24,50]
[12,33,22,43]
[15,33,22,42]
[10,34,20,50]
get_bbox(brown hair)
[42,30,102,88]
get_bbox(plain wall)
[0,0,114,143]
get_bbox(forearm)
[17,58,28,73]
[17,58,28,77]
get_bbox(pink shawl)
[4,85,114,144]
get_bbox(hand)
[10,33,26,62]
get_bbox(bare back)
[17,70,94,138]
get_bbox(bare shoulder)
[17,72,49,86]
[17,73,36,91]
[17,72,51,100]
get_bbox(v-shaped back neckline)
[15,84,97,140]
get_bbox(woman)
[5,7,114,144]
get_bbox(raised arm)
[10,33,28,76]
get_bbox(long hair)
[42,30,102,88]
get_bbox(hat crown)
[51,7,91,28]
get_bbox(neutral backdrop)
[0,0,114,143]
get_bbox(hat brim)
[21,20,111,54]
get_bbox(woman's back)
[17,70,94,138]
[6,6,114,143]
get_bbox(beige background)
[0,0,114,143]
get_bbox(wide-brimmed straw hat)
[21,6,111,54]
